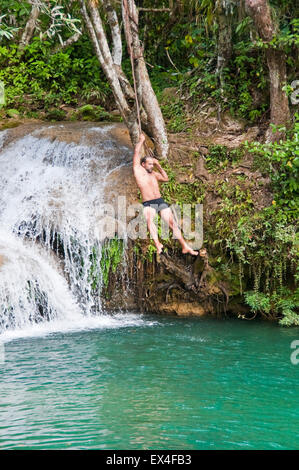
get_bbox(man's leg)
[159,207,198,256]
[143,206,164,254]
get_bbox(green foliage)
[165,37,269,124]
[146,240,159,263]
[161,161,205,209]
[181,24,214,69]
[246,115,299,218]
[0,15,19,40]
[206,145,245,172]
[160,99,188,132]
[6,108,20,118]
[45,108,66,121]
[224,205,298,323]
[205,135,298,324]
[255,17,299,51]
[87,238,125,294]
[0,38,111,111]
[244,291,271,315]
[0,0,30,21]
[100,238,124,288]
[75,104,117,122]
[223,41,268,122]
[244,288,299,326]
[0,0,297,129]
[220,188,254,219]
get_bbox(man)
[133,134,198,256]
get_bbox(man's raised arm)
[133,134,145,169]
[153,158,169,182]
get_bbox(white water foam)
[0,129,8,151]
[0,124,132,337]
[0,313,158,343]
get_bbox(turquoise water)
[1,313,298,450]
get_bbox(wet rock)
[156,301,207,317]
[198,146,209,156]
[109,125,132,148]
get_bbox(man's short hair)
[140,155,152,165]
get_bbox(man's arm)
[133,134,145,169]
[153,159,169,182]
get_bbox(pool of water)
[1,313,298,450]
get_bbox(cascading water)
[0,123,133,337]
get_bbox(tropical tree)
[245,0,291,140]
[79,0,168,156]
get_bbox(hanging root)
[158,249,229,308]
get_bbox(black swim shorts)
[142,197,169,213]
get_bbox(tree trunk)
[245,0,291,141]
[216,0,234,120]
[122,0,169,158]
[216,1,233,84]
[265,48,290,139]
[80,0,140,146]
[18,3,40,51]
[80,0,168,156]
[104,0,123,67]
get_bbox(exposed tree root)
[157,248,230,306]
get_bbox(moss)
[0,120,22,130]
[193,256,205,275]
[75,104,118,122]
[99,237,125,289]
[44,108,67,121]
[6,109,20,118]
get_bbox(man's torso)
[134,167,161,202]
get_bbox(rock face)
[156,302,207,317]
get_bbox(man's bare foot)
[182,245,198,256]
[155,241,164,254]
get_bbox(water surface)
[1,314,298,450]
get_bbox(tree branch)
[122,0,169,157]
[138,8,171,12]
[80,0,104,63]
[102,0,122,66]
[18,2,40,51]
[52,31,82,53]
[80,0,140,145]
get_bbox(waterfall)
[0,123,132,336]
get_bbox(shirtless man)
[133,134,198,256]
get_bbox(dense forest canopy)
[0,1,297,135]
